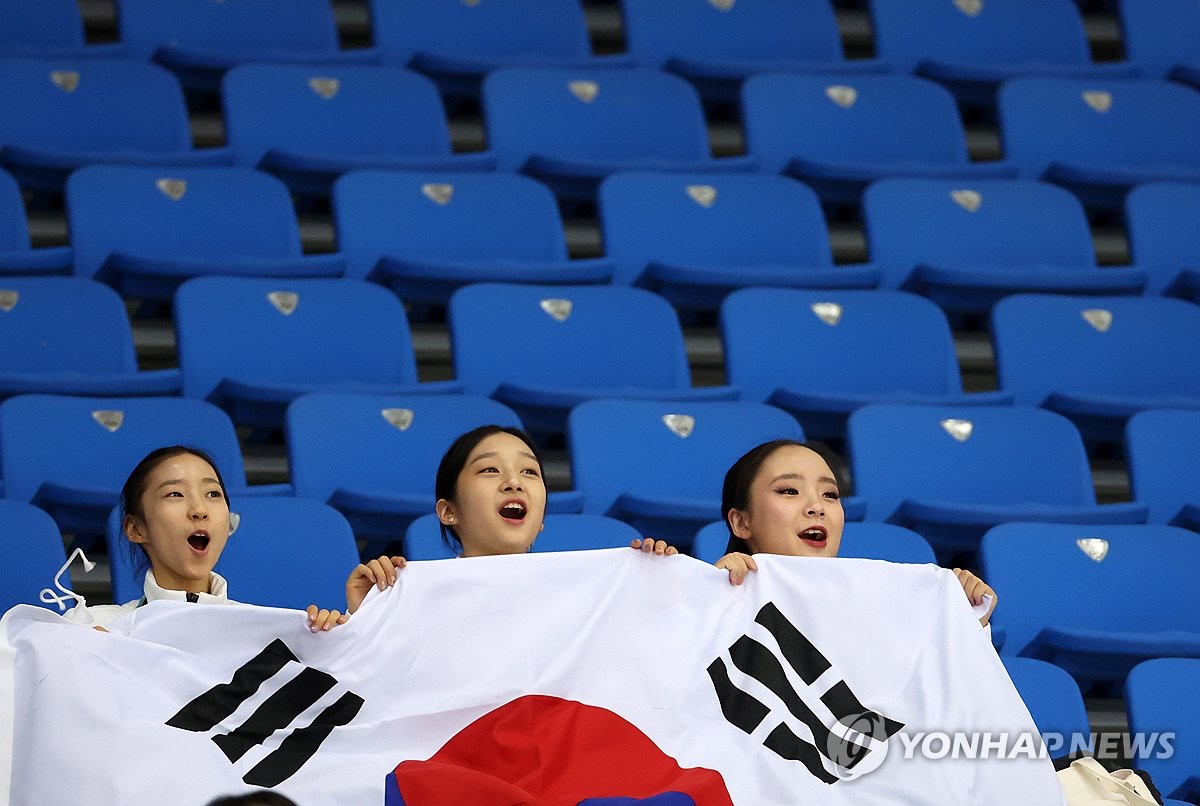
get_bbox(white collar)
[142,570,231,605]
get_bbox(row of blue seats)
[4,0,1195,105]
[4,276,1198,442]
[5,166,1200,313]
[1,57,1199,208]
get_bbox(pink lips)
[498,498,528,525]
[798,525,828,549]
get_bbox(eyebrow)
[769,472,839,486]
[156,477,221,489]
[470,451,539,465]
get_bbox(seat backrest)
[0,0,84,51]
[286,392,522,506]
[1001,657,1092,741]
[693,520,936,564]
[448,283,693,397]
[1124,181,1200,296]
[1125,408,1200,525]
[848,404,1097,521]
[116,0,340,60]
[569,399,803,517]
[0,277,138,376]
[482,67,712,171]
[333,170,569,281]
[997,78,1200,178]
[980,523,1200,655]
[403,512,457,561]
[1125,657,1200,797]
[0,394,250,505]
[0,500,68,614]
[741,73,969,173]
[175,277,421,402]
[991,295,1200,407]
[869,0,1090,73]
[862,177,1096,288]
[0,56,192,152]
[533,514,643,553]
[222,64,453,168]
[66,165,304,283]
[721,288,963,402]
[0,169,33,250]
[598,172,832,286]
[619,0,843,67]
[368,0,591,64]
[1119,0,1200,79]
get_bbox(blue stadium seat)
[721,288,1011,441]
[597,172,878,312]
[368,0,624,98]
[403,512,644,561]
[448,283,737,435]
[997,78,1200,208]
[1126,658,1200,802]
[861,178,1145,313]
[692,520,935,565]
[741,73,1014,205]
[869,0,1134,105]
[223,64,494,197]
[0,277,180,399]
[175,277,458,431]
[1125,409,1200,530]
[66,165,343,301]
[0,57,228,190]
[1001,657,1092,751]
[0,394,288,538]
[333,170,611,306]
[981,523,1200,687]
[0,168,70,273]
[0,500,69,614]
[991,295,1200,443]
[1124,181,1200,298]
[482,67,755,202]
[1119,0,1200,84]
[115,0,364,92]
[848,404,1147,556]
[618,0,884,102]
[568,399,803,548]
[0,0,114,59]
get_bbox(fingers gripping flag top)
[0,551,1066,805]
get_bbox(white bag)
[1058,756,1160,805]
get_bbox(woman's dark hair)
[720,440,848,556]
[120,445,229,578]
[434,425,543,554]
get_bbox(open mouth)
[799,527,827,548]
[187,531,211,552]
[498,501,527,523]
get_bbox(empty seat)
[1124,181,1200,298]
[482,67,755,202]
[981,523,1200,687]
[333,170,611,307]
[1125,408,1200,529]
[721,288,1010,441]
[66,165,343,301]
[1001,657,1092,750]
[0,168,70,273]
[0,56,227,190]
[619,0,883,101]
[1126,658,1200,802]
[869,0,1133,105]
[115,0,360,91]
[997,78,1200,208]
[0,394,287,537]
[848,404,1146,556]
[741,73,1013,205]
[403,512,642,560]
[449,283,737,435]
[569,399,803,547]
[368,0,621,98]
[597,172,878,312]
[0,500,69,614]
[991,295,1200,443]
[222,64,494,196]
[861,178,1144,313]
[691,520,935,565]
[1119,0,1200,84]
[0,0,107,59]
[175,277,458,430]
[0,277,180,399]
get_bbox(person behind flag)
[713,440,999,626]
[317,425,679,626]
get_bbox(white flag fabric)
[1,550,1065,805]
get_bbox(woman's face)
[437,432,547,557]
[728,445,844,558]
[124,452,231,593]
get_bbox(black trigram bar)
[754,602,830,686]
[167,639,298,732]
[243,691,365,788]
[821,680,904,740]
[212,667,338,762]
[763,724,840,785]
[707,657,770,735]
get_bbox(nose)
[189,498,209,520]
[501,474,524,493]
[805,495,825,518]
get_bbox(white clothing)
[64,570,233,629]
